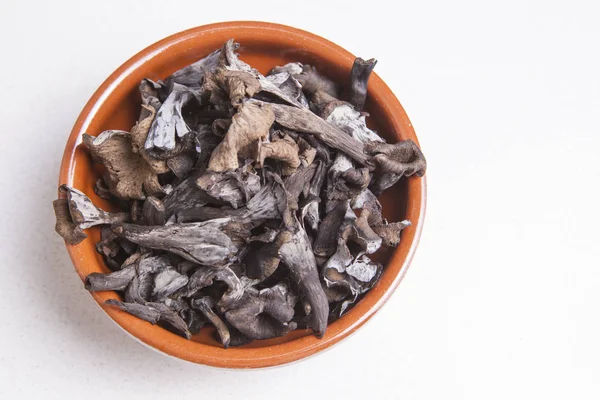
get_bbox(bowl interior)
[62,22,422,367]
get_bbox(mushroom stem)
[85,265,136,291]
[192,297,231,348]
[278,227,329,338]
[348,58,377,111]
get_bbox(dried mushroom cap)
[224,285,297,340]
[208,102,275,172]
[326,104,384,144]
[192,297,231,348]
[130,104,171,175]
[83,130,163,200]
[257,134,301,176]
[152,268,189,301]
[265,68,309,108]
[326,154,371,208]
[145,301,192,339]
[347,209,382,254]
[195,167,260,209]
[313,200,349,257]
[203,69,261,107]
[112,219,240,266]
[60,185,129,229]
[168,47,221,92]
[144,82,199,152]
[366,140,426,176]
[163,175,212,216]
[221,39,304,108]
[244,232,290,281]
[125,255,172,304]
[365,139,427,194]
[294,64,339,99]
[53,198,87,244]
[354,189,411,247]
[179,172,290,224]
[372,221,411,247]
[324,254,382,316]
[187,266,244,312]
[348,57,377,111]
[166,152,196,180]
[269,62,303,76]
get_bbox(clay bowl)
[58,21,426,368]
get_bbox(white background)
[1,0,599,399]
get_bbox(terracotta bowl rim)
[58,21,427,369]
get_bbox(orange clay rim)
[59,21,427,368]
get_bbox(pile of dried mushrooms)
[53,40,426,347]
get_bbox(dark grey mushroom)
[266,66,309,107]
[105,299,161,323]
[124,255,172,304]
[167,47,221,93]
[152,268,189,301]
[187,266,244,312]
[191,297,231,348]
[348,57,377,111]
[195,167,261,209]
[84,265,136,291]
[224,284,297,340]
[277,224,329,337]
[142,196,166,226]
[112,219,240,266]
[323,254,383,316]
[352,189,411,247]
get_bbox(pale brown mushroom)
[203,68,261,107]
[257,134,301,176]
[207,102,275,172]
[83,130,164,200]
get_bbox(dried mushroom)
[257,134,301,175]
[348,58,377,111]
[365,139,427,194]
[208,102,274,172]
[112,219,241,266]
[83,130,163,200]
[203,69,261,107]
[225,284,297,340]
[54,39,427,347]
[144,82,200,152]
[53,185,129,244]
